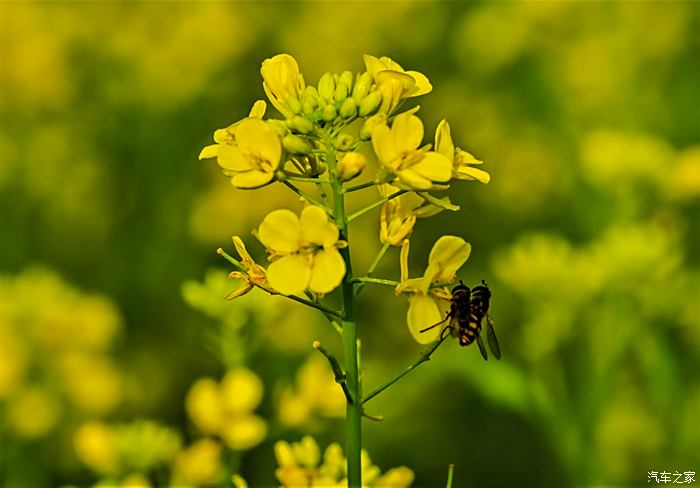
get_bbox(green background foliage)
[1,1,698,486]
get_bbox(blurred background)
[1,1,699,486]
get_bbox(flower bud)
[352,72,372,101]
[359,91,382,117]
[334,82,348,102]
[340,71,354,91]
[318,73,335,100]
[283,134,312,155]
[286,96,302,115]
[359,113,386,140]
[290,115,314,135]
[337,152,367,182]
[339,98,357,118]
[322,104,337,122]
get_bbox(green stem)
[344,180,377,193]
[346,189,407,223]
[314,341,353,403]
[216,248,343,319]
[285,174,332,184]
[363,334,448,404]
[446,464,455,488]
[354,242,392,297]
[324,130,362,487]
[281,180,329,210]
[351,277,399,287]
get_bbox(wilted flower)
[257,206,347,295]
[378,184,445,246]
[372,113,452,190]
[226,236,271,299]
[435,119,490,183]
[396,236,472,343]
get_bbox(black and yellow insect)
[420,280,501,361]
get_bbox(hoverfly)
[420,280,501,361]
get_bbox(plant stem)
[344,180,377,193]
[351,277,399,287]
[363,334,448,404]
[347,189,407,223]
[285,175,332,184]
[446,464,455,488]
[354,242,391,296]
[281,180,330,211]
[325,130,362,487]
[216,248,344,319]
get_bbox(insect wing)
[486,315,501,360]
[475,333,488,361]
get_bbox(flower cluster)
[199,53,492,485]
[272,436,414,488]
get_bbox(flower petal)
[299,206,338,246]
[410,152,452,183]
[456,166,491,183]
[248,100,267,118]
[392,113,423,153]
[397,168,432,190]
[199,144,219,160]
[266,255,310,295]
[407,294,443,344]
[434,120,454,160]
[405,70,432,97]
[425,236,471,284]
[231,170,274,189]
[371,123,398,167]
[308,249,345,294]
[258,210,301,253]
[220,414,267,450]
[235,119,281,168]
[217,145,251,172]
[220,369,264,413]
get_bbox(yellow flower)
[73,421,117,475]
[226,236,271,299]
[198,100,267,161]
[396,236,471,344]
[435,120,490,183]
[212,118,282,189]
[172,438,222,486]
[185,369,267,451]
[257,206,347,295]
[278,354,345,428]
[364,54,431,114]
[372,113,452,190]
[378,183,444,246]
[274,436,414,488]
[261,54,306,119]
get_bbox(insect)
[420,280,501,361]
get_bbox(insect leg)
[419,312,451,333]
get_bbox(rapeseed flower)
[257,206,346,295]
[364,54,431,114]
[372,113,452,190]
[275,436,414,487]
[198,100,267,160]
[435,119,490,183]
[396,236,471,343]
[378,183,444,246]
[185,369,267,450]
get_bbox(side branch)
[362,334,449,404]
